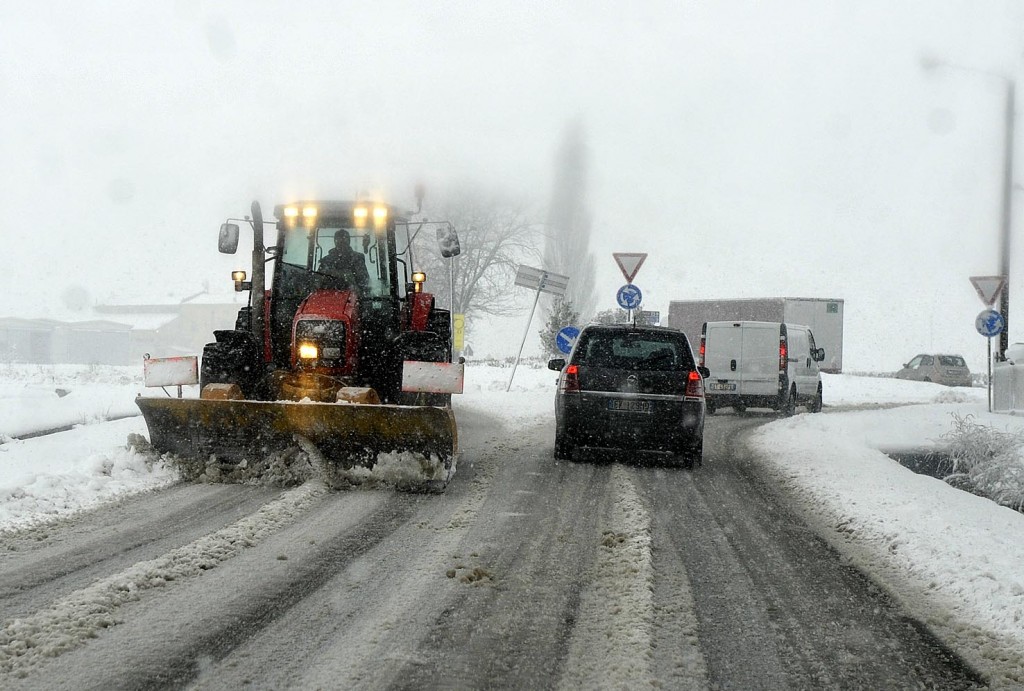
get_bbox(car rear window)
[938,355,966,367]
[575,331,694,371]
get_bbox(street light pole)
[923,57,1016,359]
[999,80,1015,358]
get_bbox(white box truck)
[667,297,844,372]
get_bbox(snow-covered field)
[2,363,1023,682]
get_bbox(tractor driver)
[318,228,370,293]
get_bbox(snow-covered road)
[1,364,1022,687]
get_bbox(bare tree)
[413,186,541,329]
[543,120,597,324]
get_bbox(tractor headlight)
[295,319,347,365]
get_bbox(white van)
[699,321,824,415]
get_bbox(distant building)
[0,292,246,365]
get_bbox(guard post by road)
[971,275,1006,412]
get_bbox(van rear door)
[703,322,742,393]
[738,322,780,396]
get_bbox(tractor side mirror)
[219,223,240,254]
[437,225,461,258]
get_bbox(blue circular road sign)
[976,309,1005,337]
[616,284,643,310]
[556,326,580,355]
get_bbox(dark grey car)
[547,324,709,468]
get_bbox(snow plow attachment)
[135,397,457,490]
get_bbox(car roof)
[581,323,683,334]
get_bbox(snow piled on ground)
[748,390,1024,686]
[0,364,144,439]
[0,418,177,533]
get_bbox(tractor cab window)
[278,224,392,298]
[314,226,390,297]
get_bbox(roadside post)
[970,275,1007,412]
[509,265,569,391]
[976,308,1006,412]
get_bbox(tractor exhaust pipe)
[250,201,266,348]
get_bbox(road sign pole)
[507,284,544,392]
[989,336,993,413]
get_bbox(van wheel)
[810,386,823,413]
[706,400,716,415]
[782,386,797,417]
[733,403,746,415]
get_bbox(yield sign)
[613,252,647,283]
[969,275,1006,306]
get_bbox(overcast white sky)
[2,1,1022,369]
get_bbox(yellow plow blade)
[135,397,457,490]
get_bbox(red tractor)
[137,197,463,489]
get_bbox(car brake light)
[779,338,787,371]
[685,370,704,398]
[562,364,581,393]
[699,336,706,367]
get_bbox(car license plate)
[708,382,736,391]
[607,399,652,413]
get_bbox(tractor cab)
[216,199,451,404]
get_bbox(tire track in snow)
[559,464,706,689]
[0,481,327,678]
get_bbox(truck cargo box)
[667,297,844,373]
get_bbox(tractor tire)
[199,343,234,391]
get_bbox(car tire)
[705,400,716,415]
[733,403,746,415]
[782,386,797,417]
[554,429,574,461]
[675,438,703,469]
[809,386,823,413]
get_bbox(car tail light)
[779,337,787,371]
[562,364,581,393]
[685,370,704,398]
[699,335,706,367]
